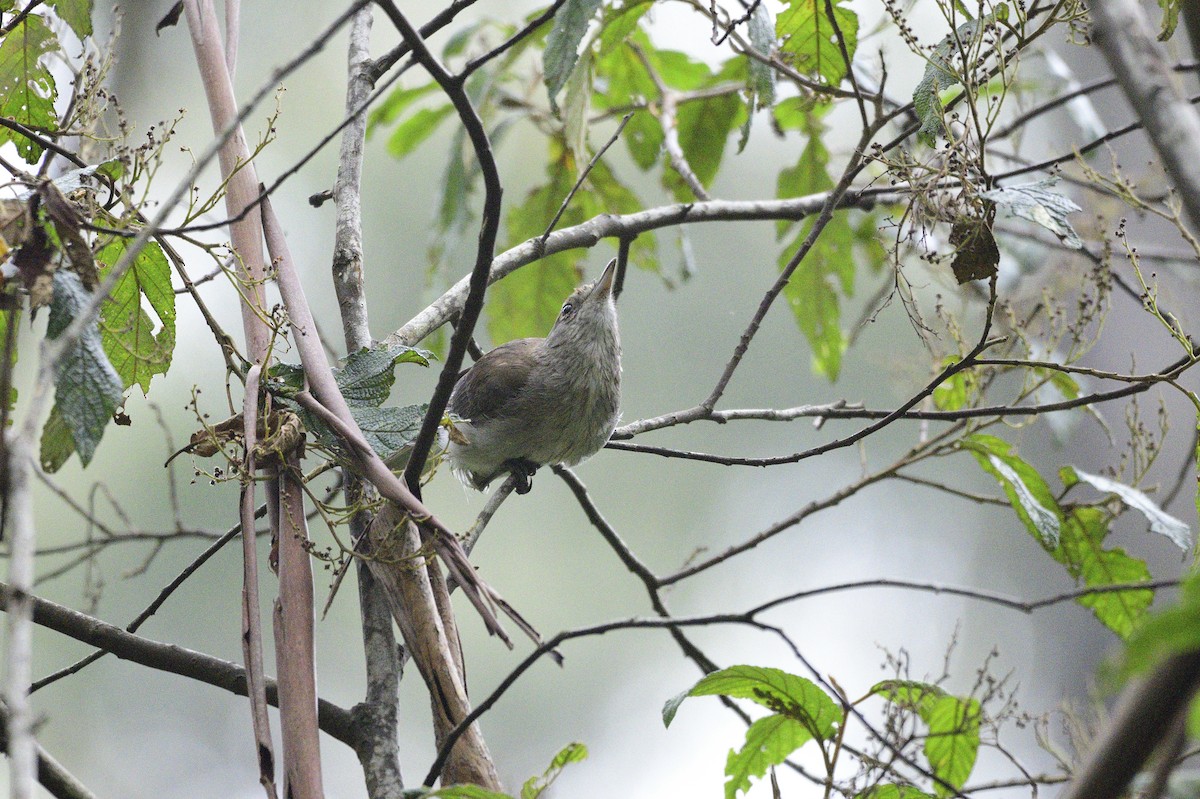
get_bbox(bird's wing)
[449,338,541,422]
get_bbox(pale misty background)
[4,1,1198,797]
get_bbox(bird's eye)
[560,302,574,317]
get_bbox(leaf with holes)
[0,14,59,163]
[664,665,842,739]
[777,0,858,87]
[95,239,175,394]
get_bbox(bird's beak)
[589,258,617,301]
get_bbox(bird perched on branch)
[447,258,621,494]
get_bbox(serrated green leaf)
[335,345,431,408]
[1058,507,1153,639]
[48,0,92,39]
[912,12,1005,146]
[387,104,455,158]
[0,14,59,163]
[667,89,744,200]
[46,270,123,466]
[979,178,1083,248]
[777,0,858,87]
[39,404,74,473]
[782,212,854,381]
[673,665,842,739]
[961,433,1062,548]
[724,715,813,799]
[871,679,946,713]
[924,695,980,797]
[544,0,603,109]
[1158,0,1180,40]
[1064,467,1192,551]
[368,82,439,135]
[95,239,174,394]
[520,742,587,799]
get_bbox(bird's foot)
[504,458,540,495]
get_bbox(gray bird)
[447,259,621,493]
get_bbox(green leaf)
[368,82,439,134]
[0,309,18,413]
[95,239,175,394]
[46,270,124,466]
[872,682,980,797]
[650,49,713,91]
[1057,507,1153,639]
[979,178,1083,249]
[668,88,744,200]
[562,47,594,165]
[724,715,814,799]
[782,212,854,381]
[585,158,658,272]
[48,0,92,39]
[856,786,937,799]
[490,145,584,343]
[520,742,587,799]
[666,665,842,739]
[912,12,1005,146]
[598,0,652,55]
[932,357,975,410]
[623,108,663,171]
[777,0,859,87]
[1122,569,1200,676]
[335,345,431,408]
[350,404,428,465]
[746,2,776,108]
[0,14,59,163]
[424,786,511,799]
[924,694,981,797]
[871,679,946,713]
[387,104,456,158]
[1063,467,1192,551]
[1158,0,1180,40]
[544,0,603,109]
[39,404,74,473]
[775,106,833,239]
[961,433,1062,548]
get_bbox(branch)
[330,6,405,797]
[0,581,358,748]
[273,453,324,799]
[387,189,909,347]
[1091,2,1200,234]
[239,366,278,798]
[370,0,505,495]
[0,701,97,799]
